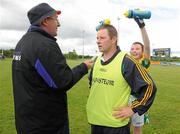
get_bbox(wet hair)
[98,24,118,45]
[132,41,144,52]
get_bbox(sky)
[0,0,180,56]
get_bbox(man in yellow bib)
[87,24,156,134]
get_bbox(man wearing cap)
[12,3,93,134]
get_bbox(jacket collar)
[28,25,57,41]
[101,46,121,65]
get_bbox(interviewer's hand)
[134,17,145,28]
[83,59,94,69]
[113,106,134,119]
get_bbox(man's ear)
[41,18,48,26]
[112,36,117,44]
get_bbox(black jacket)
[12,26,88,134]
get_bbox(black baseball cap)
[27,3,61,25]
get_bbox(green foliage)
[1,59,180,134]
[64,49,78,59]
[64,49,92,60]
[2,49,14,58]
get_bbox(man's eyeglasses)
[47,17,59,22]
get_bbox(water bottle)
[124,9,151,19]
[96,19,111,31]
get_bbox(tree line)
[1,49,92,59]
[1,49,180,62]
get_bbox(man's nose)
[57,20,60,27]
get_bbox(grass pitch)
[0,59,180,134]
